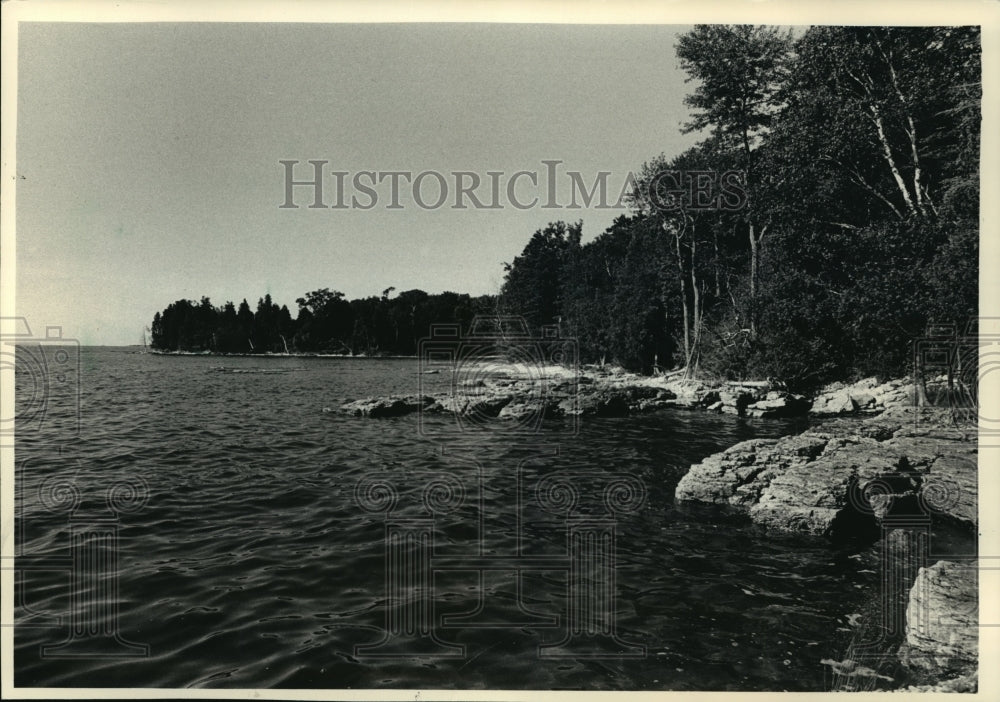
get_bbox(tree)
[629,139,747,377]
[253,294,284,353]
[150,312,164,349]
[148,26,978,387]
[746,25,980,386]
[236,299,255,351]
[151,289,499,357]
[676,25,792,327]
[500,221,582,333]
[294,289,352,353]
[561,215,673,371]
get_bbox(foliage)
[496,25,979,387]
[151,289,496,355]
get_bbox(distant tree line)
[150,290,496,355]
[498,25,979,392]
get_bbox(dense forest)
[150,289,497,357]
[152,26,979,393]
[500,26,979,390]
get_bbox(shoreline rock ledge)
[333,363,920,421]
[674,428,976,536]
[674,419,977,691]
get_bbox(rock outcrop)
[338,363,823,421]
[336,363,922,425]
[810,377,914,416]
[900,560,978,678]
[746,390,812,418]
[338,364,712,420]
[674,426,976,537]
[676,415,978,691]
[674,433,830,511]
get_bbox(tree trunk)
[749,223,758,335]
[904,114,927,217]
[713,227,721,297]
[690,238,701,374]
[878,37,933,218]
[674,228,692,376]
[870,108,919,218]
[743,126,759,338]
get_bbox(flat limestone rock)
[675,429,976,534]
[810,388,858,416]
[749,436,910,535]
[746,393,811,418]
[810,377,914,417]
[674,433,830,509]
[342,362,821,419]
[497,399,552,421]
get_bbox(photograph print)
[2,2,995,697]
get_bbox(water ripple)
[14,348,861,691]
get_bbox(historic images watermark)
[279,160,747,212]
[3,317,150,659]
[0,317,80,446]
[826,471,978,690]
[353,315,647,659]
[37,476,151,659]
[416,316,579,439]
[824,318,991,690]
[912,318,1000,439]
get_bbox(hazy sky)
[16,23,702,345]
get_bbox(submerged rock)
[341,395,435,417]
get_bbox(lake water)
[13,347,876,690]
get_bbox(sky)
[15,22,703,345]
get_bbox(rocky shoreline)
[334,361,914,421]
[673,404,977,691]
[334,364,977,691]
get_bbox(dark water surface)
[14,347,874,690]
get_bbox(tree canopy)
[498,25,979,391]
[151,289,497,356]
